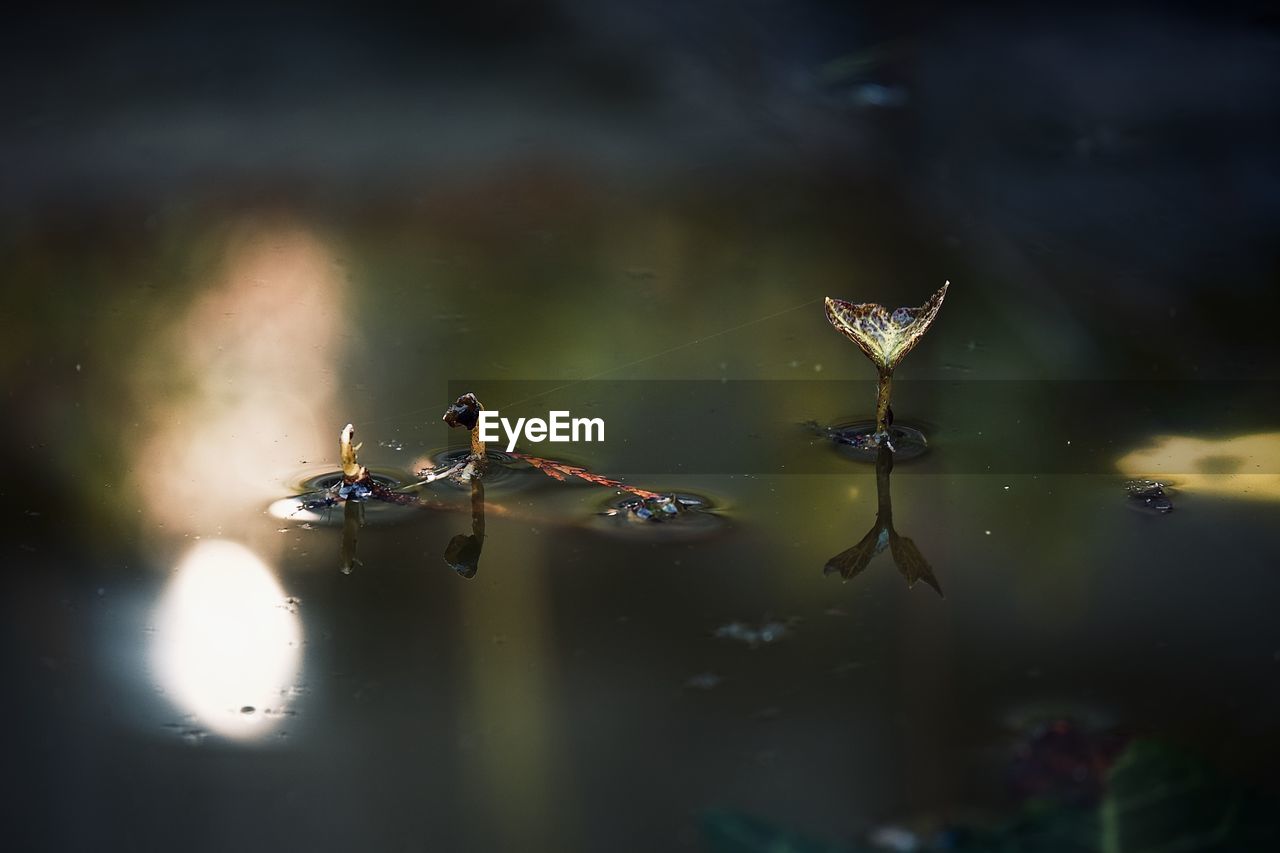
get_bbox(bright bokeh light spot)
[1116,432,1280,502]
[131,225,347,531]
[152,540,302,739]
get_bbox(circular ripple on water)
[417,449,552,494]
[587,492,729,540]
[269,468,421,525]
[827,420,930,463]
[294,469,406,494]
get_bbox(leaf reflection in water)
[824,445,941,595]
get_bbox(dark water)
[5,4,1280,851]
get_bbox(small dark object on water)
[443,392,483,432]
[1126,479,1174,514]
[610,493,693,522]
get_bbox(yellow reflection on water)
[152,540,302,739]
[456,539,572,849]
[130,224,347,533]
[1116,432,1280,501]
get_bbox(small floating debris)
[714,619,790,648]
[591,492,726,539]
[848,82,908,109]
[1126,479,1174,514]
[605,493,694,522]
[684,672,723,690]
[867,825,920,852]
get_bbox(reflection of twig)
[443,479,485,578]
[824,445,941,595]
[340,498,363,575]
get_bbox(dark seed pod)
[443,392,483,431]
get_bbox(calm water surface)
[5,195,1278,851]
[5,6,1280,845]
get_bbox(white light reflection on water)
[152,540,302,740]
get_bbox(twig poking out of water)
[335,423,419,504]
[438,393,487,482]
[340,423,366,482]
